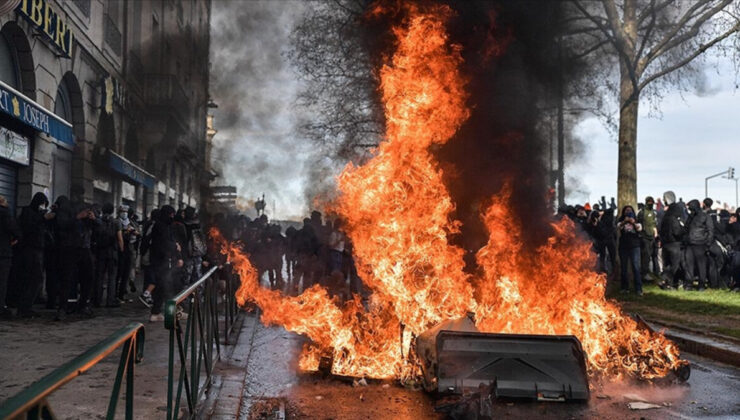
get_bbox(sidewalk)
[645,318,740,368]
[0,302,174,418]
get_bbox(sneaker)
[138,292,153,308]
[77,306,95,318]
[149,313,165,322]
[637,291,644,296]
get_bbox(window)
[54,81,72,123]
[0,33,18,89]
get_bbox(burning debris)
[212,0,687,390]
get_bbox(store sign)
[15,0,74,58]
[101,76,126,114]
[108,150,156,189]
[0,80,74,145]
[0,127,30,165]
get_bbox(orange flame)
[214,2,684,382]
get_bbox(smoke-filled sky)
[210,0,311,220]
[209,1,739,220]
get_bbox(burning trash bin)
[415,315,590,402]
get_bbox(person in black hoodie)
[684,199,712,291]
[658,191,686,289]
[618,205,643,295]
[149,205,182,322]
[728,209,740,291]
[0,195,20,319]
[16,192,54,317]
[54,188,99,321]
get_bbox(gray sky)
[209,2,739,219]
[570,61,740,210]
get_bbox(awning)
[108,150,156,189]
[0,80,74,146]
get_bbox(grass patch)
[611,284,740,316]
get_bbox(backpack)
[97,216,118,250]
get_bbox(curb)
[647,319,740,368]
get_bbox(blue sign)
[0,80,74,146]
[108,151,156,189]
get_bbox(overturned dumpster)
[415,315,590,402]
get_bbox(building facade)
[0,0,212,217]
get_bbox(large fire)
[212,2,684,382]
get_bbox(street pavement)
[2,299,739,419]
[0,302,178,419]
[234,320,740,419]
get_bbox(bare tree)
[567,0,740,208]
[287,0,383,162]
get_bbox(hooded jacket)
[659,204,685,244]
[0,203,20,258]
[150,206,179,265]
[19,192,49,250]
[686,200,713,246]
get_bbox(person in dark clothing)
[95,203,121,307]
[115,205,139,300]
[172,210,189,289]
[637,196,659,278]
[16,192,53,317]
[54,190,99,321]
[728,209,740,291]
[702,198,726,289]
[149,205,183,322]
[586,207,616,276]
[0,195,21,319]
[618,205,643,295]
[138,209,159,307]
[44,201,59,309]
[684,199,712,290]
[183,207,207,285]
[658,191,686,289]
[294,218,320,291]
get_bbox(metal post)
[705,169,732,198]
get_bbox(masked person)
[16,193,53,317]
[684,199,712,291]
[638,196,659,279]
[618,205,643,295]
[0,195,20,319]
[148,205,183,322]
[95,203,121,307]
[658,191,686,289]
[115,205,139,301]
[54,187,99,321]
[702,198,726,289]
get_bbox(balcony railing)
[143,74,190,129]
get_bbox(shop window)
[0,33,18,89]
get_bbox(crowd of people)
[2,186,737,322]
[213,210,362,300]
[561,191,740,295]
[0,186,211,322]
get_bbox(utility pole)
[557,35,565,208]
[704,167,735,201]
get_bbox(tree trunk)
[617,75,638,212]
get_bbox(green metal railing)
[164,265,241,419]
[0,322,145,420]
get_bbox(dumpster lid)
[432,331,590,401]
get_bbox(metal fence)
[0,322,145,420]
[164,265,240,419]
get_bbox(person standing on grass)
[684,199,712,291]
[658,191,686,290]
[618,205,643,296]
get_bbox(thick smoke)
[210,0,312,220]
[433,0,585,254]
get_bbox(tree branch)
[639,20,740,92]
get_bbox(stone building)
[0,0,212,217]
